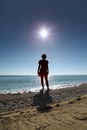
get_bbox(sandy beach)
[0,83,87,130]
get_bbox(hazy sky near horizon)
[0,0,87,75]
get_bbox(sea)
[0,75,87,94]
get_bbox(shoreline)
[0,83,87,112]
[0,82,86,94]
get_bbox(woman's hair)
[41,54,47,59]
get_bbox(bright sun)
[38,27,49,40]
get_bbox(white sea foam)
[0,83,84,94]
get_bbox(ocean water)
[0,75,87,94]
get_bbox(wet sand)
[0,83,87,130]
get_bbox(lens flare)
[38,27,49,40]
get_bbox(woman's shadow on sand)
[32,90,52,112]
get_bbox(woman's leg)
[45,75,49,90]
[41,76,44,89]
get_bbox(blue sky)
[0,0,87,75]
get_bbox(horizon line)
[0,74,87,76]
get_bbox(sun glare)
[38,27,49,40]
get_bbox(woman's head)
[41,54,47,59]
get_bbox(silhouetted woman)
[38,54,49,91]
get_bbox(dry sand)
[0,84,87,130]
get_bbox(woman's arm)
[46,61,49,74]
[37,62,40,75]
